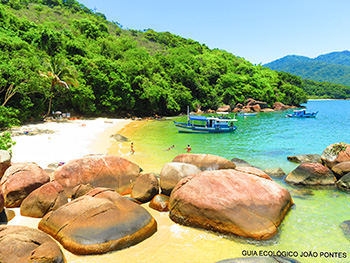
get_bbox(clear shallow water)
[95,100,350,263]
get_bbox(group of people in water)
[130,143,192,154]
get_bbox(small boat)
[286,109,318,118]
[173,113,238,133]
[237,111,257,117]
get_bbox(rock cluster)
[286,142,350,190]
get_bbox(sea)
[67,100,350,263]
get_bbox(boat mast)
[187,105,190,124]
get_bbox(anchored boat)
[286,109,318,118]
[173,112,238,133]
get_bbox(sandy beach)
[10,118,132,169]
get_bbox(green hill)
[0,0,308,127]
[264,51,350,86]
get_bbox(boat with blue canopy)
[286,109,318,118]
[173,113,238,133]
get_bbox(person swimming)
[184,144,192,152]
[163,145,175,151]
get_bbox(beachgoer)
[163,145,175,151]
[131,142,135,154]
[184,144,192,152]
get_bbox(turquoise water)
[119,100,350,263]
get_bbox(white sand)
[10,118,131,169]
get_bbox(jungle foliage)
[0,0,309,128]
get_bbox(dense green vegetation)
[303,79,350,99]
[264,52,350,87]
[0,0,308,130]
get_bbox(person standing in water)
[184,144,192,152]
[131,142,135,154]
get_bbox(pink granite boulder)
[172,154,236,171]
[285,163,336,186]
[131,173,159,203]
[0,150,11,179]
[38,188,157,255]
[20,181,68,218]
[1,162,50,208]
[0,225,66,263]
[52,155,141,197]
[169,169,293,240]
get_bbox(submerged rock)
[173,153,236,171]
[38,188,157,255]
[1,162,50,208]
[336,172,350,191]
[287,154,321,164]
[0,225,66,263]
[285,163,335,186]
[231,158,253,167]
[340,220,350,240]
[52,155,140,197]
[263,168,286,178]
[169,169,293,240]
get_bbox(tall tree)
[40,56,78,116]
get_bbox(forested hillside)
[0,0,308,128]
[264,51,350,86]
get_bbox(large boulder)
[1,162,50,208]
[287,154,322,164]
[0,225,66,263]
[20,181,68,218]
[285,163,336,186]
[331,161,350,179]
[0,150,11,179]
[172,154,236,171]
[131,173,159,203]
[38,188,157,255]
[336,172,350,191]
[169,169,293,240]
[160,162,201,196]
[321,142,350,169]
[52,155,141,197]
[217,105,231,112]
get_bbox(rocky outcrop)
[217,105,231,112]
[38,188,157,255]
[0,150,11,179]
[169,169,293,240]
[1,162,50,208]
[20,181,68,218]
[173,154,236,171]
[52,155,141,197]
[273,102,288,110]
[149,194,170,212]
[287,154,322,164]
[71,184,95,199]
[321,142,350,169]
[131,173,159,203]
[160,162,201,196]
[285,163,335,186]
[0,225,66,263]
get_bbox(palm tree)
[40,56,78,117]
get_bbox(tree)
[40,56,78,116]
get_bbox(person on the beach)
[131,142,135,154]
[184,144,192,152]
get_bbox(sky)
[77,0,350,65]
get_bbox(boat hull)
[174,121,237,133]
